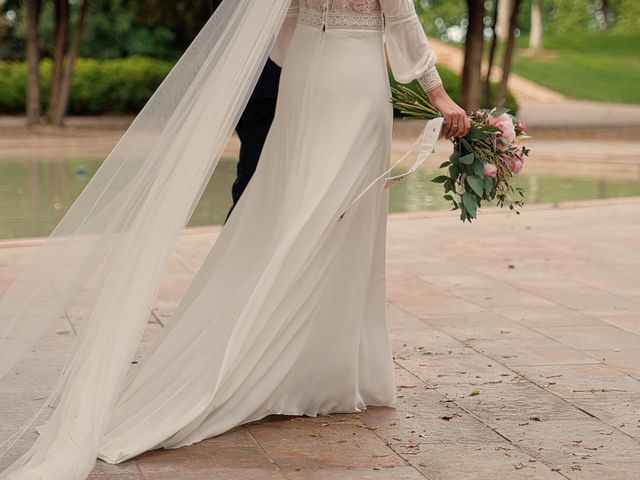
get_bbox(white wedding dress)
[0,0,441,477]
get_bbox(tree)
[496,0,513,40]
[497,0,523,105]
[461,0,485,110]
[25,0,41,125]
[485,0,500,106]
[47,0,89,126]
[529,0,544,51]
[48,0,69,122]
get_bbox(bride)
[0,1,469,478]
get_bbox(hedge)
[0,56,172,114]
[0,56,518,115]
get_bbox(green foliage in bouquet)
[391,85,527,223]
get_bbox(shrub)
[0,55,173,115]
[0,57,517,116]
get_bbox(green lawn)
[512,33,640,104]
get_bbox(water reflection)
[1,157,639,240]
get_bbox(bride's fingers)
[443,116,454,139]
[453,113,465,138]
[457,113,468,138]
[463,115,472,136]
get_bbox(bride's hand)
[426,85,471,140]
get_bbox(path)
[428,38,640,129]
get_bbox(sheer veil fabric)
[0,1,290,478]
[0,1,442,478]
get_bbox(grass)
[511,33,640,104]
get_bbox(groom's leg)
[226,95,278,220]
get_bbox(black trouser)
[225,96,278,221]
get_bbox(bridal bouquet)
[391,85,528,223]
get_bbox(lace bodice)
[304,0,381,12]
[272,0,443,92]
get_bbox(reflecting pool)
[1,157,639,240]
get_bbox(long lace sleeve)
[271,0,300,67]
[381,0,442,93]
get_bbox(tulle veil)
[0,0,290,478]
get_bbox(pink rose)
[483,163,498,177]
[517,119,526,134]
[507,148,525,175]
[487,111,516,142]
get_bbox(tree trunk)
[602,0,611,29]
[497,0,523,106]
[25,0,41,126]
[50,0,89,126]
[529,0,544,51]
[485,0,500,106]
[48,0,70,122]
[496,0,513,41]
[462,0,485,111]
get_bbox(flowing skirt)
[98,23,396,463]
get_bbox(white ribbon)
[338,117,444,221]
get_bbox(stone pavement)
[0,197,639,479]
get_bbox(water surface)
[1,157,639,240]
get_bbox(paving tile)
[424,314,542,342]
[469,337,599,367]
[248,416,404,470]
[389,308,471,358]
[594,313,640,335]
[490,308,606,328]
[550,461,640,480]
[283,466,425,479]
[395,350,517,386]
[582,348,640,379]
[513,364,640,438]
[531,325,640,351]
[87,475,142,480]
[495,418,640,467]
[141,467,285,480]
[91,459,141,476]
[136,432,278,478]
[407,443,564,480]
[433,381,584,426]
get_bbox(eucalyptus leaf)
[460,153,474,165]
[439,161,451,168]
[491,107,509,117]
[484,175,494,191]
[473,161,485,176]
[462,192,478,218]
[432,175,449,184]
[466,175,484,197]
